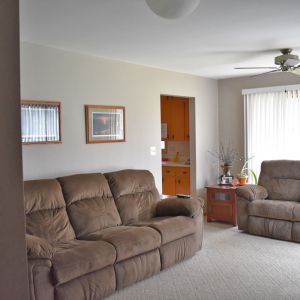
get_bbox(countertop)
[162,161,190,168]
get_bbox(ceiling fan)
[235,48,300,76]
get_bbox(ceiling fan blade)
[291,68,300,76]
[250,69,281,77]
[235,67,278,70]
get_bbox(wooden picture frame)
[85,105,125,144]
[21,100,62,145]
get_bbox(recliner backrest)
[105,169,160,224]
[58,173,122,238]
[259,160,300,201]
[24,179,75,243]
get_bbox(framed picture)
[220,176,233,185]
[85,105,125,143]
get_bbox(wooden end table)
[206,185,237,226]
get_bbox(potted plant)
[237,156,258,185]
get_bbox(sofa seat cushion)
[83,226,161,262]
[132,216,197,244]
[248,200,296,221]
[52,240,116,285]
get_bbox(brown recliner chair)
[25,169,203,300]
[236,160,300,242]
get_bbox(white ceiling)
[20,0,300,79]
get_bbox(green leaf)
[248,169,258,184]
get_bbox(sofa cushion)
[84,226,161,262]
[58,173,121,238]
[52,240,116,285]
[259,160,300,201]
[292,203,300,221]
[115,249,161,289]
[248,200,296,221]
[24,179,75,243]
[105,170,160,224]
[160,234,199,269]
[156,198,201,218]
[55,266,116,300]
[248,216,292,241]
[26,234,54,260]
[132,216,198,244]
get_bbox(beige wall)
[218,72,300,174]
[0,1,29,299]
[21,42,219,193]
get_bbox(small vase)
[221,165,232,176]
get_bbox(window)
[21,100,61,144]
[243,85,300,178]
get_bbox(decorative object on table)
[209,141,240,185]
[231,177,240,186]
[220,175,233,185]
[145,0,201,19]
[85,105,125,144]
[236,156,258,185]
[221,164,232,176]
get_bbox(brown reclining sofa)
[237,160,300,242]
[25,169,203,300]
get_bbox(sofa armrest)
[156,197,201,218]
[236,185,268,202]
[26,234,54,260]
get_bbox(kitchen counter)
[162,161,190,168]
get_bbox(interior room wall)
[0,1,29,299]
[21,42,219,193]
[163,141,190,162]
[218,73,300,174]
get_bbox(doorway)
[160,95,196,196]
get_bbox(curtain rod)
[242,84,300,95]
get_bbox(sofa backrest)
[24,179,75,243]
[259,160,300,201]
[105,169,160,224]
[58,173,122,238]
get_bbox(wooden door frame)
[160,94,196,196]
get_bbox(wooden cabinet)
[161,96,189,141]
[161,96,168,125]
[206,185,237,226]
[184,99,189,140]
[162,167,176,195]
[168,99,185,141]
[162,166,190,195]
[176,167,190,194]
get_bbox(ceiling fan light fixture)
[235,48,300,76]
[145,0,201,19]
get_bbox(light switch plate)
[150,146,157,156]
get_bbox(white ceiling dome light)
[145,0,200,19]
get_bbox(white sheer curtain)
[245,87,300,179]
[21,104,60,143]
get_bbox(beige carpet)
[107,222,300,300]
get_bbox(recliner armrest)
[156,197,201,218]
[26,234,54,260]
[236,185,268,202]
